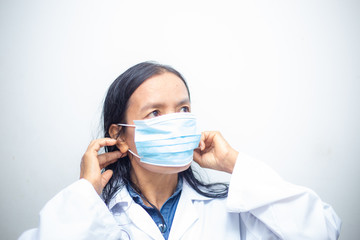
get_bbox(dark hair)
[102,61,228,205]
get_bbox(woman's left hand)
[193,131,238,174]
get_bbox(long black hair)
[102,61,228,205]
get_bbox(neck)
[130,164,178,210]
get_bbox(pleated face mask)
[118,112,201,167]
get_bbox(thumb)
[193,148,201,164]
[100,169,113,193]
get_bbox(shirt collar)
[126,177,184,209]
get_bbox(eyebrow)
[140,98,190,113]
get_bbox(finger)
[199,132,208,151]
[87,138,118,153]
[98,151,123,169]
[101,169,114,191]
[118,141,129,154]
[193,148,201,163]
[203,131,217,147]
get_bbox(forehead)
[128,72,189,108]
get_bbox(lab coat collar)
[109,184,164,239]
[167,179,213,239]
[107,178,214,239]
[108,177,212,211]
[108,186,130,211]
[180,179,213,201]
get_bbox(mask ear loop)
[117,123,136,127]
[117,123,141,159]
[128,149,141,159]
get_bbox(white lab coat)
[19,152,341,240]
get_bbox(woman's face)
[122,71,191,174]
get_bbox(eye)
[179,106,190,113]
[147,110,160,118]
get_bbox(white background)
[1,0,359,239]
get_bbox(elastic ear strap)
[128,149,141,159]
[117,123,136,127]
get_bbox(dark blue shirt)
[126,178,183,240]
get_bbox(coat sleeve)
[226,152,342,240]
[18,179,122,240]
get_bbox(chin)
[140,161,192,174]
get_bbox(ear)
[109,124,122,139]
[109,124,129,155]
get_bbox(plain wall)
[1,0,359,239]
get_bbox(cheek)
[124,128,136,148]
[125,128,135,145]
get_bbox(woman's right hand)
[80,138,126,195]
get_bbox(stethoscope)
[119,229,131,240]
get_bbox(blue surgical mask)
[118,112,201,167]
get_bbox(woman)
[20,62,341,240]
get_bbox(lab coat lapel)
[127,202,164,240]
[169,181,210,240]
[110,187,164,240]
